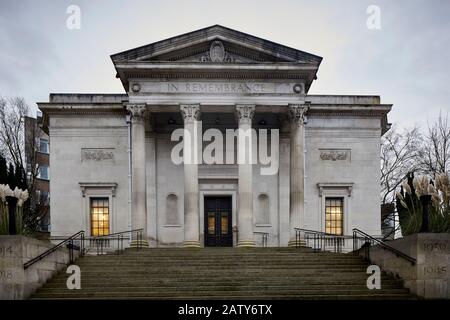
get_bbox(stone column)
[126,104,148,247]
[180,104,201,247]
[288,104,308,246]
[235,105,256,247]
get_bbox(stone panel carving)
[319,149,351,162]
[81,148,115,163]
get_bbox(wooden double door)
[204,196,233,247]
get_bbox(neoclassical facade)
[39,25,391,247]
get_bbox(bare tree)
[380,124,422,205]
[0,96,44,232]
[418,113,450,176]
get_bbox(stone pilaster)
[180,104,201,247]
[235,104,256,247]
[126,104,149,247]
[288,104,308,246]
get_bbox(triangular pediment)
[111,25,322,65]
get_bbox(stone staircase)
[31,247,415,300]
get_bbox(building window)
[325,197,344,235]
[90,197,109,236]
[38,165,49,180]
[39,138,49,154]
[165,194,178,225]
[256,194,270,224]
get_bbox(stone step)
[32,288,411,298]
[46,273,399,284]
[44,279,402,287]
[31,248,414,300]
[70,264,368,271]
[39,283,404,291]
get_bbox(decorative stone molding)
[126,104,146,120]
[317,183,354,197]
[200,41,234,63]
[81,148,115,163]
[79,182,118,197]
[235,105,255,125]
[319,149,350,161]
[180,104,201,124]
[288,104,309,126]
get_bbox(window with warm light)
[91,197,109,236]
[325,197,343,235]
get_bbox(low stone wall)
[0,235,75,300]
[363,233,449,299]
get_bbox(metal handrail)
[253,231,269,247]
[352,228,416,265]
[294,228,352,253]
[87,228,144,255]
[24,230,85,269]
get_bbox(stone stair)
[31,247,415,300]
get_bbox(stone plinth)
[363,233,450,299]
[0,235,75,300]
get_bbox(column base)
[130,239,149,248]
[237,240,256,247]
[182,240,201,248]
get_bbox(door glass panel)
[208,213,215,235]
[221,213,228,235]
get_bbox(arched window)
[256,194,270,224]
[166,194,179,225]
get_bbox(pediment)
[111,25,322,65]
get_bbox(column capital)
[126,104,146,120]
[180,104,201,124]
[235,104,255,125]
[288,104,309,126]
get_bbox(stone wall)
[363,233,450,299]
[0,235,74,300]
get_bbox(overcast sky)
[0,0,449,129]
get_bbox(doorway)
[204,196,233,247]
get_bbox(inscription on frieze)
[319,149,351,162]
[137,81,304,95]
[81,148,115,163]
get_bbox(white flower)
[4,185,13,198]
[402,180,412,195]
[21,189,29,202]
[0,184,6,202]
[414,176,430,196]
[13,187,21,199]
[400,200,408,209]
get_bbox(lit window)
[38,166,49,180]
[91,198,109,236]
[39,138,49,154]
[325,197,343,235]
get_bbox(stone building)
[38,25,391,247]
[24,111,50,231]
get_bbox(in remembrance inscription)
[81,148,115,163]
[137,81,304,95]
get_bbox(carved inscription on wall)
[319,149,351,162]
[81,148,115,163]
[138,81,303,95]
